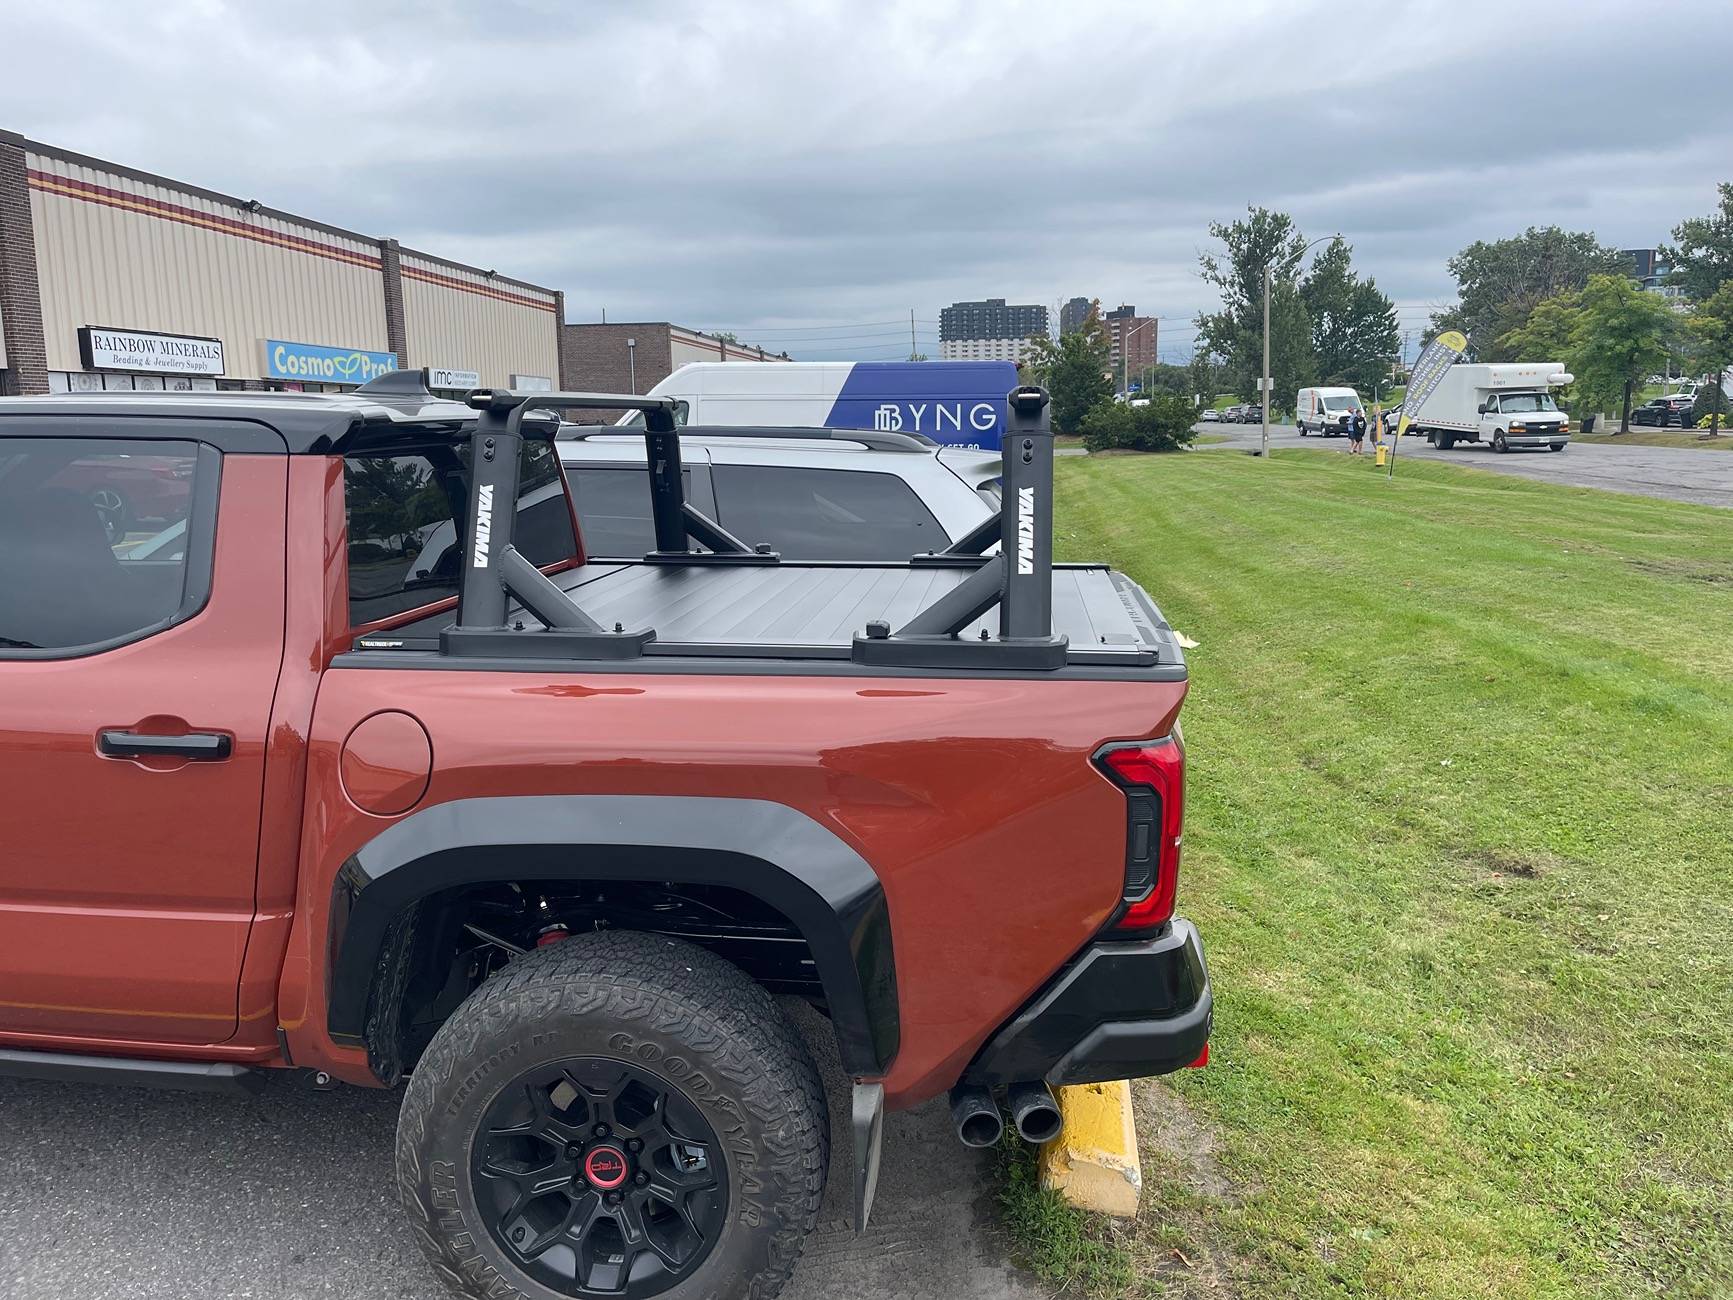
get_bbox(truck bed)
[372,560,1184,675]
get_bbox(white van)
[1408,363,1573,453]
[618,360,1018,449]
[1295,387,1363,437]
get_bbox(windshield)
[1499,393,1558,413]
[1322,395,1358,410]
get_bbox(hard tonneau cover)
[364,559,1183,674]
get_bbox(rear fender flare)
[325,795,898,1077]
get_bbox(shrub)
[1079,394,1201,453]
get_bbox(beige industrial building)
[0,130,564,396]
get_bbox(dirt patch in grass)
[1627,556,1733,586]
[1119,1081,1248,1298]
[1459,846,1551,880]
[993,1082,1250,1298]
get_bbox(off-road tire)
[396,930,829,1300]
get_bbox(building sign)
[512,374,554,392]
[428,367,481,390]
[79,326,225,376]
[264,338,398,386]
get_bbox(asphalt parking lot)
[1200,418,1733,509]
[0,1003,1047,1300]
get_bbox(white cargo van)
[1408,363,1573,453]
[1295,386,1363,437]
[615,360,1018,449]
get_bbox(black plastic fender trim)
[325,794,899,1079]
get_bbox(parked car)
[1200,408,1221,423]
[1633,395,1695,427]
[559,426,998,559]
[0,373,1210,1300]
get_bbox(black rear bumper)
[963,918,1211,1086]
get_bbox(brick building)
[1102,304,1157,390]
[0,130,562,396]
[559,322,787,407]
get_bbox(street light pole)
[1260,263,1272,457]
[626,337,637,394]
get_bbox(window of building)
[709,465,944,560]
[0,438,213,654]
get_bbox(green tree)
[1021,306,1111,434]
[1500,291,1583,417]
[1196,207,1313,413]
[1499,292,1580,360]
[1684,282,1733,435]
[1301,236,1399,392]
[1078,393,1199,453]
[1188,350,1224,404]
[1568,274,1678,433]
[1434,227,1623,360]
[1665,183,1733,304]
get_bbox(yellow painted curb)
[1037,1079,1142,1218]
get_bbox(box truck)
[617,360,1019,449]
[1410,363,1574,453]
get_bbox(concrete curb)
[1037,1079,1142,1218]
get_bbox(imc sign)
[264,339,398,386]
[428,367,481,390]
[79,326,224,376]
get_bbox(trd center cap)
[583,1145,629,1191]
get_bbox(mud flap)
[852,1081,885,1234]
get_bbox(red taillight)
[1098,738,1185,934]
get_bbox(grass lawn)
[1576,429,1733,451]
[1005,450,1733,1298]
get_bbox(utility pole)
[910,308,918,361]
[1260,262,1272,457]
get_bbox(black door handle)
[97,730,232,761]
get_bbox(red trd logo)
[584,1146,628,1190]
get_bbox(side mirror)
[1476,402,1489,414]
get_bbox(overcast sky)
[4,0,1730,361]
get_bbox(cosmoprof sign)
[264,338,398,386]
[79,326,225,376]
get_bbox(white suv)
[557,426,1000,559]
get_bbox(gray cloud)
[4,0,1729,360]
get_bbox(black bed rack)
[558,424,940,453]
[409,375,1067,670]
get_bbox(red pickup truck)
[0,374,1209,1300]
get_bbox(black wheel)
[1492,431,1509,454]
[89,487,130,544]
[1298,423,1308,436]
[398,930,828,1300]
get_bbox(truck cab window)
[0,439,205,652]
[344,439,577,627]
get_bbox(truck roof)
[0,385,477,454]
